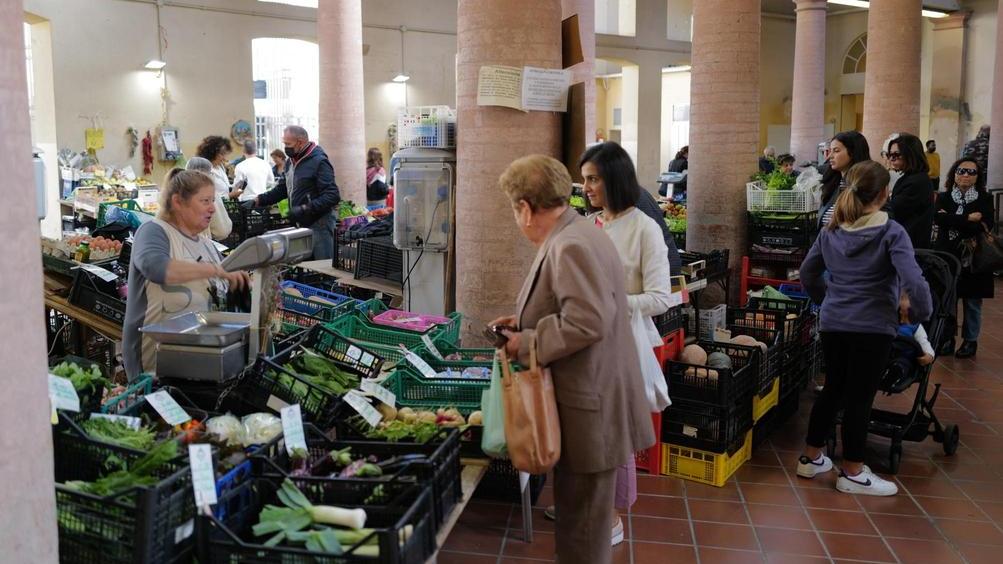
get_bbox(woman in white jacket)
[543,141,672,545]
[185,157,233,241]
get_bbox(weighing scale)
[141,228,314,381]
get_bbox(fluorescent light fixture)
[392,73,410,83]
[662,65,692,73]
[144,59,167,70]
[828,1,950,17]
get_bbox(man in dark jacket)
[253,125,340,259]
[635,188,682,274]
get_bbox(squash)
[680,344,708,366]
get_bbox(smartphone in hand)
[483,325,513,348]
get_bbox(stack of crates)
[745,193,819,284]
[660,340,761,486]
[636,316,686,475]
[724,307,789,424]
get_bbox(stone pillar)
[318,0,366,204]
[0,2,59,561]
[928,12,970,190]
[455,0,562,340]
[687,0,760,257]
[789,0,827,164]
[862,0,922,160]
[988,5,1003,192]
[562,0,596,147]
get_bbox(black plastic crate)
[355,236,403,283]
[68,267,126,325]
[331,401,487,460]
[228,325,383,427]
[49,355,110,415]
[663,340,759,407]
[53,431,195,564]
[725,308,788,394]
[748,248,808,268]
[662,396,753,453]
[333,228,360,272]
[251,423,462,532]
[474,459,547,505]
[282,266,342,293]
[679,249,730,279]
[748,211,819,248]
[196,475,436,564]
[653,305,686,337]
[781,335,822,396]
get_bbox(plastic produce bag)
[480,353,508,458]
[631,310,671,412]
[794,166,823,207]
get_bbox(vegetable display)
[337,201,367,220]
[51,361,108,397]
[360,406,479,443]
[63,439,179,496]
[279,349,360,396]
[80,418,156,451]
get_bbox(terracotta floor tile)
[819,532,895,562]
[957,480,1003,502]
[688,499,750,524]
[867,513,943,540]
[754,526,826,557]
[751,448,782,467]
[633,542,698,564]
[935,462,1000,482]
[855,493,924,515]
[795,487,862,511]
[765,554,828,564]
[508,507,554,535]
[442,521,507,554]
[896,476,967,499]
[692,521,759,551]
[740,483,802,507]
[977,500,1003,523]
[936,518,1003,546]
[629,516,694,545]
[806,507,877,535]
[747,504,813,530]
[957,543,1003,564]
[735,465,792,486]
[438,552,500,564]
[914,496,988,520]
[631,494,688,518]
[792,467,840,490]
[697,546,764,564]
[502,530,554,560]
[684,481,743,502]
[458,501,512,529]
[533,487,554,509]
[636,474,685,496]
[885,538,965,564]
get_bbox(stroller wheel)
[888,444,902,474]
[943,424,960,456]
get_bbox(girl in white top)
[580,141,673,545]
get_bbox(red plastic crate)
[635,412,663,474]
[654,328,685,367]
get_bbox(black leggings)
[805,331,893,463]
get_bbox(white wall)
[960,0,998,144]
[22,0,458,182]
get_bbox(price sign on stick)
[402,347,437,379]
[280,404,308,456]
[48,374,80,412]
[344,391,383,427]
[188,444,217,509]
[361,379,396,407]
[145,390,191,426]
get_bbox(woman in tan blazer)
[492,154,655,564]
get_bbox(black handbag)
[970,223,1003,274]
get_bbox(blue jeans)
[309,212,335,260]
[962,298,983,342]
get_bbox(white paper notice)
[421,335,445,361]
[361,379,397,407]
[476,65,524,111]
[521,66,571,112]
[48,374,80,412]
[188,444,218,508]
[145,390,192,426]
[344,391,383,428]
[404,349,438,379]
[280,404,308,457]
[79,262,119,283]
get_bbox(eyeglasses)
[956,167,978,176]
[886,152,902,160]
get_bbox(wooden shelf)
[298,259,404,298]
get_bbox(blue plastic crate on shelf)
[279,280,359,320]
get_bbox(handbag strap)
[498,336,538,377]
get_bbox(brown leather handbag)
[499,343,562,474]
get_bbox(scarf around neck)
[948,187,979,240]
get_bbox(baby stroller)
[826,250,961,474]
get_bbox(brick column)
[929,12,971,190]
[455,0,562,340]
[687,0,760,258]
[0,2,59,561]
[987,5,1003,192]
[862,0,922,160]
[318,0,366,204]
[789,0,827,164]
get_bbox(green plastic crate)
[381,366,489,412]
[100,373,154,414]
[422,341,497,371]
[325,315,431,358]
[352,299,463,346]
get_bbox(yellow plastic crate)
[752,377,780,423]
[660,430,753,487]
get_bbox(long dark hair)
[888,133,930,176]
[943,158,986,192]
[578,142,641,214]
[821,131,871,205]
[829,161,890,230]
[674,146,689,160]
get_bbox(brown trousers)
[554,465,617,564]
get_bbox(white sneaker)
[836,465,898,496]
[611,517,624,546]
[796,454,833,478]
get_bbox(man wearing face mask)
[250,125,340,259]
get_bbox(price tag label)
[280,404,308,456]
[79,262,119,283]
[344,391,383,427]
[421,335,445,361]
[188,444,218,508]
[346,345,363,361]
[361,379,396,407]
[48,374,80,412]
[90,413,142,430]
[145,390,191,426]
[403,349,438,379]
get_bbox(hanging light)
[144,59,167,70]
[393,26,410,83]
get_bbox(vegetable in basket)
[51,361,108,397]
[63,439,179,496]
[80,418,156,451]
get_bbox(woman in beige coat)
[492,154,655,564]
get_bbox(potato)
[680,344,708,366]
[417,411,437,424]
[706,369,719,382]
[377,403,397,422]
[467,411,483,425]
[397,407,417,423]
[685,366,707,379]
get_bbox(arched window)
[842,33,867,74]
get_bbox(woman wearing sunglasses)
[934,159,995,358]
[886,133,935,249]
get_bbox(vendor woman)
[123,169,250,380]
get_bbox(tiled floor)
[440,282,1003,563]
